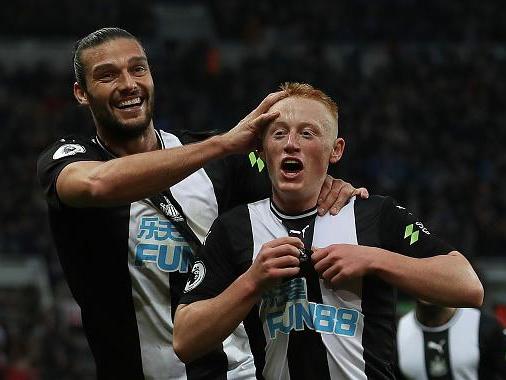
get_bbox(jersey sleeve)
[37,136,102,209]
[379,196,455,258]
[225,151,272,208]
[179,216,240,305]
[478,312,506,379]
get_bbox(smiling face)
[261,96,344,213]
[73,37,155,139]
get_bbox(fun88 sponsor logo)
[261,278,359,339]
[134,216,191,273]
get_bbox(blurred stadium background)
[1,0,505,378]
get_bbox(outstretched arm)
[174,236,302,363]
[57,91,286,207]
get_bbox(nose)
[284,131,300,152]
[118,70,138,92]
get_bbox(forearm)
[174,273,260,363]
[372,249,483,307]
[60,135,229,207]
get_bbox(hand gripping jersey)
[37,129,271,380]
[181,196,454,380]
[397,308,506,380]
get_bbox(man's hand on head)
[317,177,369,216]
[221,91,287,154]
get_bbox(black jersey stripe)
[355,197,397,380]
[281,215,332,380]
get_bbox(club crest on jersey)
[184,261,206,292]
[260,278,360,339]
[52,144,86,160]
[159,196,184,222]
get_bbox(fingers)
[249,111,280,134]
[254,91,287,116]
[329,180,357,215]
[316,175,334,215]
[311,246,326,260]
[321,265,341,282]
[262,236,303,250]
[322,178,361,216]
[353,187,369,199]
[312,252,334,273]
[270,255,301,269]
[260,243,301,260]
[269,267,301,278]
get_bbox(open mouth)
[281,158,303,174]
[115,96,144,110]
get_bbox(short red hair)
[280,82,338,128]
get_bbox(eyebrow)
[92,56,148,75]
[270,120,320,128]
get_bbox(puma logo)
[289,224,310,239]
[427,340,446,355]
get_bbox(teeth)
[118,97,141,108]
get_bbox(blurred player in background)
[174,82,483,379]
[396,300,506,380]
[37,28,365,380]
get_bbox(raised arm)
[57,91,286,207]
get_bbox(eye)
[272,129,287,139]
[99,72,115,82]
[301,129,315,138]
[132,65,148,76]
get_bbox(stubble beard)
[90,92,155,141]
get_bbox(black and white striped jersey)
[397,308,506,380]
[181,196,454,380]
[37,129,271,380]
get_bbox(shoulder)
[212,203,252,231]
[37,134,103,180]
[38,134,99,161]
[478,309,504,331]
[352,194,399,221]
[355,194,398,210]
[205,201,263,251]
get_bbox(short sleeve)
[180,216,239,304]
[226,152,272,208]
[379,197,454,258]
[37,136,103,209]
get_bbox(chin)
[275,184,310,202]
[276,181,303,192]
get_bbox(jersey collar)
[414,308,463,332]
[269,198,317,221]
[93,129,165,158]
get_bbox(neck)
[415,303,457,327]
[271,189,319,215]
[96,123,158,157]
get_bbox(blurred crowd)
[1,0,505,378]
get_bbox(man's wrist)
[237,271,263,302]
[208,134,234,157]
[367,246,390,275]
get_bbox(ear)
[329,138,345,164]
[73,82,89,105]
